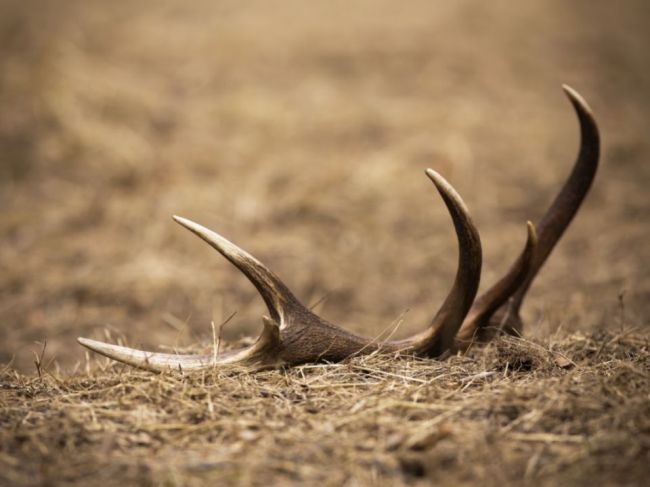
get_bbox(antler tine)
[397,169,482,357]
[77,317,282,372]
[509,85,600,315]
[76,215,307,371]
[425,169,482,354]
[455,221,537,347]
[173,215,304,326]
[455,85,600,346]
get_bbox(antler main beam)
[78,85,600,372]
[79,169,482,371]
[454,85,600,348]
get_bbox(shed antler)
[79,168,482,370]
[78,85,599,372]
[454,85,599,349]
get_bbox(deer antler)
[78,169,482,371]
[78,85,599,372]
[455,85,600,348]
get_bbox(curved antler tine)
[173,216,303,325]
[455,221,537,346]
[400,169,482,357]
[77,337,214,371]
[77,316,282,372]
[508,85,600,314]
[77,219,300,372]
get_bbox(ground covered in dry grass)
[2,331,649,485]
[1,0,649,485]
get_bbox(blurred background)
[1,0,648,373]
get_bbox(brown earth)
[1,0,649,485]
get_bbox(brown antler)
[455,85,600,348]
[78,169,482,371]
[78,85,599,372]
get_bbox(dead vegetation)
[2,331,649,485]
[1,0,649,485]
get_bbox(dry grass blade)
[2,331,650,486]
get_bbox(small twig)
[508,432,585,444]
[308,293,330,311]
[617,289,627,332]
[211,321,218,364]
[33,340,47,379]
[352,365,428,384]
[212,311,238,362]
[0,355,15,375]
[348,309,410,359]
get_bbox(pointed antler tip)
[172,215,226,246]
[425,168,470,216]
[525,221,538,252]
[561,84,594,115]
[77,337,111,355]
[261,315,280,327]
[172,215,190,226]
[424,167,439,179]
[561,84,581,100]
[526,220,537,239]
[561,83,574,94]
[424,168,447,193]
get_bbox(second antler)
[78,85,600,372]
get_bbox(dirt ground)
[1,0,649,485]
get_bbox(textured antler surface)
[454,85,600,348]
[79,169,482,371]
[78,85,600,372]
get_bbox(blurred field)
[1,0,649,485]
